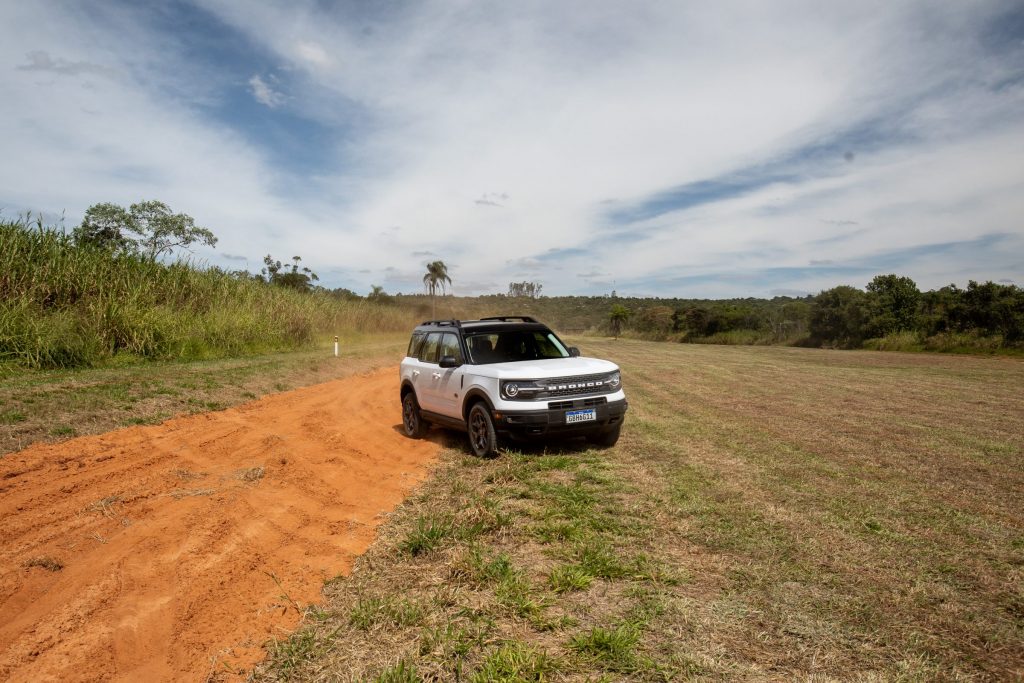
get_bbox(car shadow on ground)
[390,424,596,457]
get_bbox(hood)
[470,356,618,379]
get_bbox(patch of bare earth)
[0,336,407,456]
[0,367,440,682]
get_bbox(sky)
[2,0,1023,298]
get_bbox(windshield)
[465,330,569,364]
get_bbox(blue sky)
[2,0,1022,297]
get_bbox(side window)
[467,334,498,363]
[419,332,442,363]
[407,332,424,358]
[440,333,463,364]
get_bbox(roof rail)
[419,319,462,328]
[478,316,539,323]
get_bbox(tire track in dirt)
[0,367,441,682]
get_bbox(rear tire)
[402,392,427,438]
[588,424,621,448]
[467,403,498,457]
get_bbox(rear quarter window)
[419,332,442,363]
[407,332,425,358]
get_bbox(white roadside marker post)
[334,335,339,358]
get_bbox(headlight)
[607,371,621,389]
[501,379,543,399]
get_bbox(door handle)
[432,372,442,379]
[412,370,420,376]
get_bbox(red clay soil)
[0,367,441,682]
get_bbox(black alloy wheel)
[468,403,498,457]
[402,392,426,438]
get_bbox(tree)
[633,305,674,336]
[330,287,362,301]
[865,274,920,337]
[608,304,629,339]
[809,286,869,347]
[262,254,319,291]
[674,306,712,337]
[73,200,216,259]
[508,281,543,298]
[73,203,134,251]
[961,280,1024,341]
[422,260,451,317]
[367,285,395,305]
[128,200,217,260]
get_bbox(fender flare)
[400,379,417,401]
[461,388,495,420]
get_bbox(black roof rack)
[419,319,462,328]
[478,316,539,323]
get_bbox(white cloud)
[1,1,1022,296]
[294,41,330,68]
[248,74,285,108]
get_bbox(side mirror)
[568,347,581,357]
[439,355,461,368]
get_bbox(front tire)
[402,392,427,438]
[467,403,498,457]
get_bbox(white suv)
[399,316,628,456]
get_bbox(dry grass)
[236,466,265,482]
[167,488,215,499]
[24,556,63,572]
[254,340,1023,682]
[85,495,123,518]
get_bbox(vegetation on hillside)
[6,201,1020,368]
[0,218,413,369]
[387,275,1024,353]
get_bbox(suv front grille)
[541,373,615,398]
[548,397,607,410]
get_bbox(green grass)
[349,596,424,630]
[373,660,419,683]
[399,515,455,556]
[547,565,594,593]
[568,622,641,671]
[0,219,415,370]
[254,340,1024,682]
[470,641,557,682]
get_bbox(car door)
[414,332,442,413]
[432,332,466,418]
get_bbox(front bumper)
[492,397,628,439]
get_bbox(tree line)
[808,276,1023,348]
[618,274,1023,351]
[50,201,1024,352]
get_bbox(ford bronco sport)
[399,316,627,456]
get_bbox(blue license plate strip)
[565,408,597,424]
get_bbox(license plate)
[565,409,596,424]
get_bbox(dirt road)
[0,367,441,682]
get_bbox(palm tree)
[608,304,629,339]
[423,260,451,317]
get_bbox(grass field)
[253,340,1024,682]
